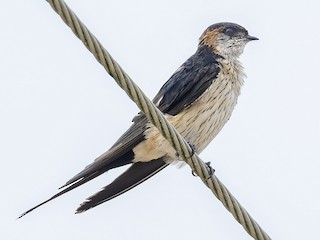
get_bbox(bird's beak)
[246,35,259,41]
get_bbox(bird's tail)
[18,151,134,218]
[76,158,168,213]
[18,169,105,219]
[18,158,168,218]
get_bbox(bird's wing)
[76,158,168,213]
[61,118,148,188]
[152,49,221,115]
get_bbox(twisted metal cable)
[46,0,271,239]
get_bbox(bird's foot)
[175,142,197,159]
[191,161,215,178]
[205,161,215,179]
[187,142,197,157]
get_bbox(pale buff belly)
[132,65,243,163]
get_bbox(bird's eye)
[225,28,236,37]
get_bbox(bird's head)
[199,22,258,59]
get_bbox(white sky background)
[1,0,320,239]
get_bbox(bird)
[19,22,258,218]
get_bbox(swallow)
[19,22,258,217]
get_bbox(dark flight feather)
[153,45,221,115]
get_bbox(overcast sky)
[1,0,320,239]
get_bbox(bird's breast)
[169,60,244,153]
[133,60,245,163]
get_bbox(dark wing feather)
[61,118,148,188]
[153,46,221,115]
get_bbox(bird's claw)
[175,142,197,159]
[187,142,197,158]
[191,162,215,178]
[205,161,215,179]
